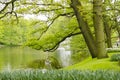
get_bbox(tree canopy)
[0,0,120,59]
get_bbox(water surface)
[0,46,47,71]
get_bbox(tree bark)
[105,27,112,48]
[117,28,120,41]
[93,0,108,58]
[70,0,97,58]
[104,19,112,48]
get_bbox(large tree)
[70,0,108,58]
[1,0,120,58]
[70,0,97,58]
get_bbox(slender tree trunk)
[116,23,120,42]
[116,26,120,44]
[117,29,120,41]
[70,0,97,58]
[93,0,108,58]
[104,20,112,48]
[103,0,112,48]
[115,19,120,42]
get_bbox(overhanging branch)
[37,12,74,40]
[34,7,71,13]
[42,27,81,52]
[43,31,82,52]
[22,2,68,8]
[0,11,18,24]
[0,3,9,13]
[0,0,18,20]
[0,12,12,19]
[0,0,17,13]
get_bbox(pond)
[0,46,48,71]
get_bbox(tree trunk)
[70,0,97,58]
[104,20,112,48]
[117,28,120,41]
[115,18,120,42]
[93,0,108,58]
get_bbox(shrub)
[0,70,120,80]
[71,51,89,64]
[27,56,62,69]
[28,59,45,69]
[110,54,120,61]
[107,48,120,53]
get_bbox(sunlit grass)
[64,53,120,71]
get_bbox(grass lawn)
[64,54,120,71]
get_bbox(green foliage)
[119,60,120,66]
[110,54,120,61]
[71,52,89,64]
[47,56,62,69]
[27,16,79,51]
[0,70,120,80]
[28,59,45,69]
[70,35,88,52]
[70,35,89,64]
[0,18,42,46]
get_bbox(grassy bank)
[64,56,120,71]
[64,51,120,71]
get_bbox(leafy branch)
[22,2,69,8]
[37,12,74,40]
[34,7,71,13]
[43,28,81,52]
[0,0,18,22]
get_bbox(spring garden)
[0,0,120,80]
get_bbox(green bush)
[27,56,62,69]
[119,61,120,66]
[71,51,89,64]
[107,48,120,53]
[28,59,46,69]
[110,54,120,61]
[0,70,120,80]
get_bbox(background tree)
[103,0,120,48]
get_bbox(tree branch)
[0,0,18,20]
[37,12,74,40]
[0,11,18,24]
[43,31,81,52]
[12,11,19,23]
[0,0,17,4]
[34,7,71,13]
[22,2,68,8]
[0,3,9,13]
[48,12,74,27]
[0,12,11,19]
[0,0,17,13]
[42,27,81,52]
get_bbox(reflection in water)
[57,47,71,67]
[3,63,11,71]
[57,38,71,67]
[0,46,47,71]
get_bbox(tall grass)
[0,69,120,80]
